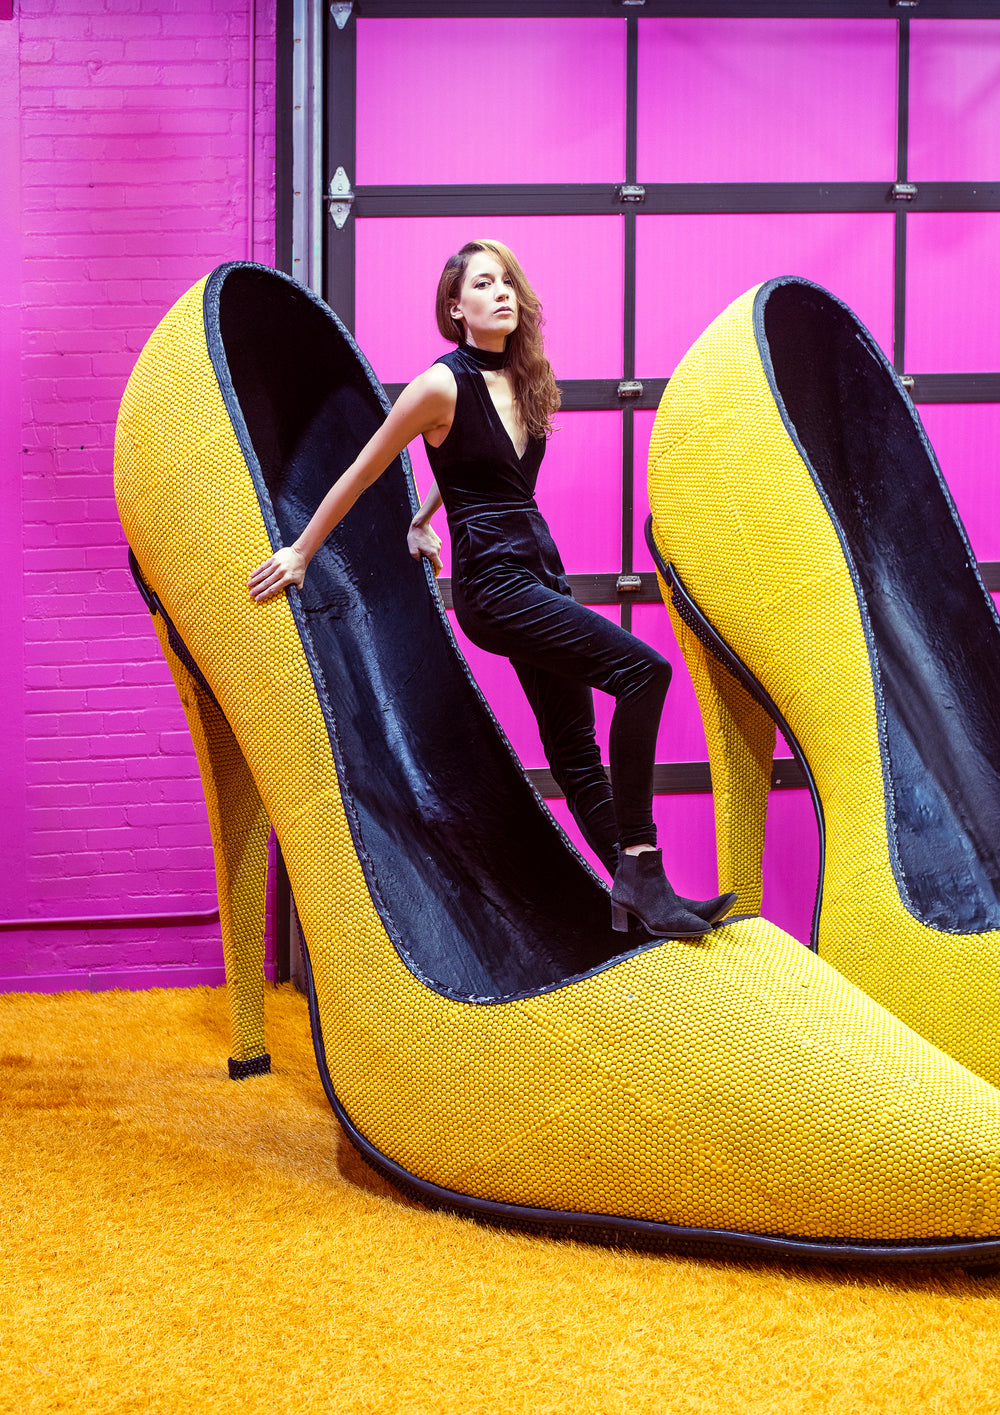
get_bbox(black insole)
[762,279,1000,932]
[212,264,638,998]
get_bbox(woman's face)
[450,253,518,348]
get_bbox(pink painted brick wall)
[2,0,276,991]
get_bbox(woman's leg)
[460,581,732,934]
[460,578,670,849]
[511,660,619,874]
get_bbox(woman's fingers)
[247,547,305,602]
[247,560,282,598]
[247,561,274,589]
[406,524,443,578]
[407,537,443,577]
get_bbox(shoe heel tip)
[228,1053,271,1080]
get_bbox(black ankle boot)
[611,849,712,938]
[676,888,738,926]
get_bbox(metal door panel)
[356,16,626,186]
[354,213,624,380]
[906,212,1000,371]
[536,411,622,573]
[909,20,1000,180]
[917,403,1000,562]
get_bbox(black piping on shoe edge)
[197,261,673,1005]
[135,535,667,1004]
[644,516,826,953]
[131,267,1000,1264]
[750,276,1000,936]
[128,546,220,709]
[297,925,1000,1270]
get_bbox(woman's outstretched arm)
[248,364,454,602]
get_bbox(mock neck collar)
[457,341,507,371]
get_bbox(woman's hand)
[407,520,443,577]
[247,545,307,602]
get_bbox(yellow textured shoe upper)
[648,278,1000,1087]
[116,267,1000,1250]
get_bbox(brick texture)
[3,0,277,988]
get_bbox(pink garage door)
[307,6,1000,948]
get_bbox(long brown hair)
[435,239,561,438]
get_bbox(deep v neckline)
[475,366,529,462]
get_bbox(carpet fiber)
[3,983,1000,1414]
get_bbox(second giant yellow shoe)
[115,264,1000,1265]
[647,276,1000,1087]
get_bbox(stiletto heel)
[132,554,271,1078]
[667,592,774,919]
[648,275,1000,1084]
[646,523,776,919]
[113,262,1000,1265]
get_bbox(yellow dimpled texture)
[647,281,1000,1087]
[115,268,1000,1248]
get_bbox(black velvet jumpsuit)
[424,344,671,874]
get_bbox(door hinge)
[326,167,354,229]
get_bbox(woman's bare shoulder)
[392,360,456,421]
[410,360,456,396]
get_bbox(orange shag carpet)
[3,982,1000,1415]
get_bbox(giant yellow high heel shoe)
[115,263,1000,1265]
[647,276,1000,1086]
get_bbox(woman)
[249,240,732,937]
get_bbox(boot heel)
[150,609,272,1078]
[666,592,775,919]
[610,903,631,932]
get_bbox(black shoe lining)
[758,278,1000,933]
[207,263,639,999]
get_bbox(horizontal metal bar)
[437,572,664,608]
[642,183,904,214]
[459,563,1000,600]
[903,183,1000,211]
[355,185,621,217]
[527,757,806,799]
[384,378,670,410]
[565,379,661,410]
[907,373,1000,403]
[556,374,1000,410]
[442,560,1000,599]
[640,181,1000,213]
[356,2,1000,18]
[389,374,1000,413]
[560,573,664,602]
[443,566,1000,603]
[356,182,1000,219]
[356,1,625,14]
[558,375,1000,410]
[562,378,671,411]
